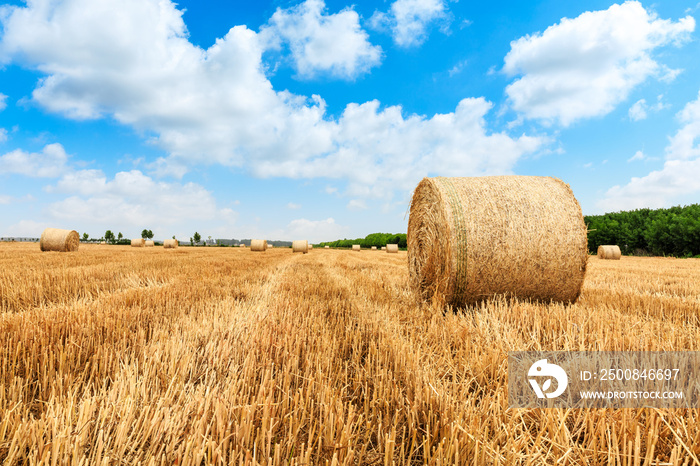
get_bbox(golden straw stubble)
[39,228,79,252]
[408,176,588,308]
[597,245,621,260]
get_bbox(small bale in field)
[386,244,398,253]
[100,241,106,245]
[309,244,313,250]
[293,240,309,253]
[371,246,377,250]
[352,244,361,251]
[408,176,588,308]
[239,244,245,248]
[325,245,330,249]
[131,238,145,247]
[40,228,79,252]
[381,246,386,250]
[145,240,155,247]
[597,245,621,260]
[163,239,178,249]
[251,239,268,251]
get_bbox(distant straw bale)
[597,245,621,260]
[407,176,588,308]
[251,239,268,251]
[163,239,178,249]
[352,244,360,251]
[325,245,330,249]
[386,244,398,253]
[239,244,245,248]
[40,228,79,252]
[145,240,155,247]
[292,240,309,253]
[131,238,145,247]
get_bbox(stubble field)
[1,242,700,464]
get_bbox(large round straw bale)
[597,245,621,260]
[352,244,361,251]
[292,240,309,253]
[163,239,178,249]
[309,244,313,250]
[386,244,398,253]
[40,228,79,252]
[251,239,268,251]
[408,176,588,307]
[145,240,155,247]
[325,245,330,249]
[131,238,145,247]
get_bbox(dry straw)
[131,238,145,248]
[40,228,79,252]
[386,244,398,254]
[251,239,268,252]
[352,244,361,251]
[293,240,309,254]
[408,176,588,308]
[145,240,155,247]
[163,239,178,249]
[598,245,621,260]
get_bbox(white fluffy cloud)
[370,0,448,47]
[260,0,381,79]
[0,143,69,177]
[44,169,237,238]
[274,217,348,243]
[504,1,694,126]
[0,93,7,111]
[0,0,543,203]
[600,90,700,211]
[628,99,648,121]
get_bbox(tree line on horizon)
[585,204,700,257]
[318,233,407,249]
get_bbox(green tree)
[82,232,89,242]
[105,230,115,244]
[117,232,123,241]
[193,232,201,245]
[148,230,154,240]
[141,229,149,239]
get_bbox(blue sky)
[1,0,699,243]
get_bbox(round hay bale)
[325,245,330,249]
[597,245,621,260]
[40,228,79,252]
[381,246,386,250]
[239,244,245,248]
[408,176,588,307]
[292,240,308,253]
[100,241,106,245]
[371,246,377,250]
[251,239,268,251]
[309,244,313,250]
[163,239,178,249]
[386,244,398,253]
[131,238,145,247]
[352,244,361,251]
[145,240,155,247]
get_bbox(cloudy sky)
[1,0,699,242]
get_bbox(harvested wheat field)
[1,242,700,464]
